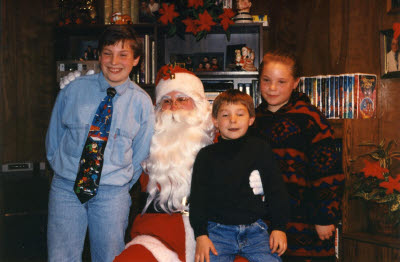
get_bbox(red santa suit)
[115,175,195,261]
[114,177,249,262]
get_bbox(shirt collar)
[98,72,129,96]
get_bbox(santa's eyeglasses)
[160,96,191,109]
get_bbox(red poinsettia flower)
[159,3,179,25]
[188,0,204,9]
[360,159,388,180]
[196,10,216,32]
[182,17,199,34]
[379,174,400,194]
[218,8,235,31]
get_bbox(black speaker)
[0,169,50,261]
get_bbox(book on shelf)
[144,34,150,84]
[328,75,335,119]
[334,76,340,118]
[121,0,131,17]
[347,74,354,119]
[131,34,153,85]
[252,80,261,107]
[104,0,112,24]
[338,75,344,119]
[151,40,156,84]
[354,73,377,119]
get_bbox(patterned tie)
[74,87,117,203]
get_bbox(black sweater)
[189,133,290,238]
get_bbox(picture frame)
[169,52,224,72]
[169,54,195,71]
[387,0,400,14]
[194,52,224,72]
[69,37,98,61]
[380,29,400,78]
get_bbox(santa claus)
[114,65,214,262]
[114,65,261,262]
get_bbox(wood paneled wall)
[252,0,399,76]
[0,0,58,163]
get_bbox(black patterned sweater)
[251,91,344,257]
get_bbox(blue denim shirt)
[46,72,155,187]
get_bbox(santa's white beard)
[143,106,214,214]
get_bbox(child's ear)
[249,116,255,126]
[212,117,219,128]
[293,77,300,90]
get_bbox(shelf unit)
[329,79,400,262]
[157,23,264,104]
[55,23,264,104]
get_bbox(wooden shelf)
[328,119,344,139]
[343,232,400,249]
[195,71,258,78]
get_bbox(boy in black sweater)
[189,89,290,262]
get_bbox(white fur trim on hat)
[125,235,181,262]
[155,72,205,104]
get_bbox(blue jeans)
[208,219,282,262]
[47,175,131,262]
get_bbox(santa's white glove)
[249,170,264,195]
[59,69,95,89]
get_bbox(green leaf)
[358,142,379,147]
[196,30,206,41]
[168,24,177,38]
[225,30,231,41]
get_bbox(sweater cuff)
[314,216,339,226]
[194,226,209,239]
[270,223,287,232]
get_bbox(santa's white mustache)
[156,109,201,130]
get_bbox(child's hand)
[269,230,287,256]
[195,235,218,262]
[315,224,335,240]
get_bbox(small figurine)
[204,62,212,71]
[111,12,122,24]
[80,51,89,61]
[139,0,157,23]
[148,0,160,15]
[235,49,242,67]
[211,57,220,71]
[196,63,205,72]
[233,0,253,23]
[185,56,194,71]
[242,47,257,71]
[93,48,98,60]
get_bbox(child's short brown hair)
[98,25,142,59]
[258,49,301,79]
[212,89,255,118]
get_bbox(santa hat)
[155,65,206,104]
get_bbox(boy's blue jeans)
[47,175,131,262]
[208,219,282,262]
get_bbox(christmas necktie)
[74,87,117,203]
